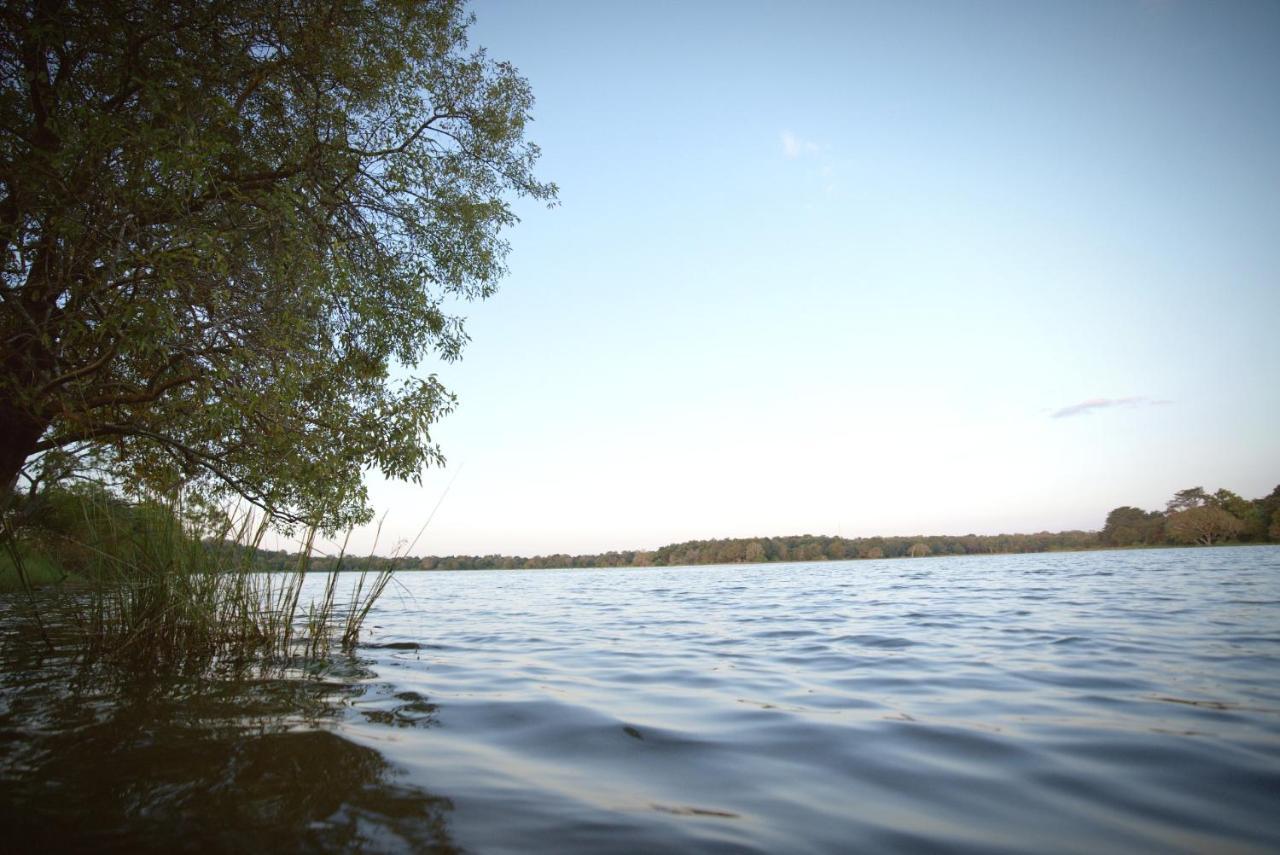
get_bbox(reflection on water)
[3,546,1280,853]
[0,630,455,853]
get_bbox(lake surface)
[4,546,1280,852]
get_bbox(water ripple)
[338,545,1280,853]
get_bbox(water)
[4,547,1280,852]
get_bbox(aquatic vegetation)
[0,487,394,669]
[0,489,446,851]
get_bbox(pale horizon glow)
[302,1,1279,558]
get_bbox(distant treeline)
[245,484,1280,573]
[1102,484,1280,548]
[251,529,1103,573]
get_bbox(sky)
[325,0,1280,558]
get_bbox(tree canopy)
[1165,505,1244,546]
[1,0,555,528]
[1104,484,1279,549]
[1101,506,1165,546]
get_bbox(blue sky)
[335,0,1279,557]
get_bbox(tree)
[798,542,825,562]
[1257,486,1280,542]
[1166,505,1245,546]
[0,0,554,528]
[1211,489,1263,540]
[1101,506,1165,546]
[1166,487,1210,513]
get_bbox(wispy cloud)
[781,130,820,160]
[1051,396,1170,419]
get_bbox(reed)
[0,488,394,670]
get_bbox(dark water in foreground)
[3,547,1280,852]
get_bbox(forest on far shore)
[244,484,1280,573]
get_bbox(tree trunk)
[0,397,46,501]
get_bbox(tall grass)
[1,488,395,670]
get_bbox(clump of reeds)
[0,487,395,670]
